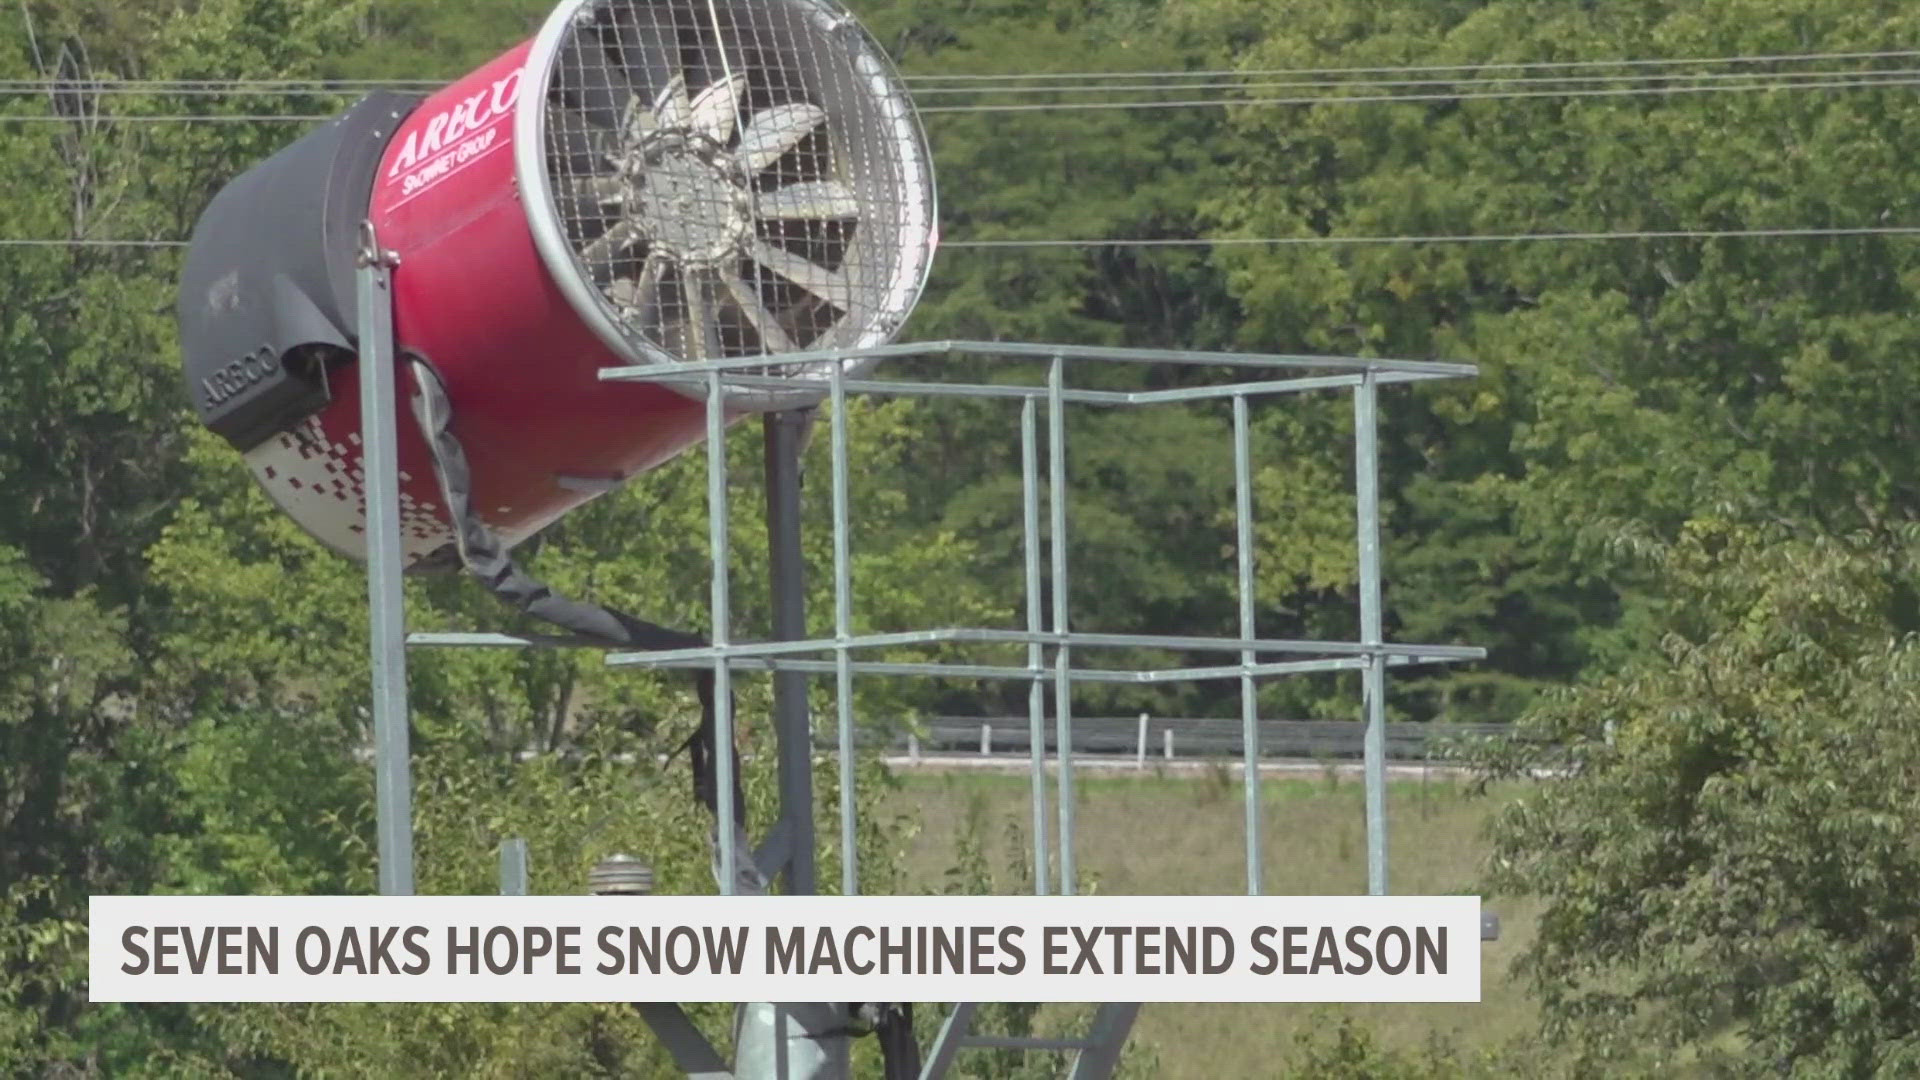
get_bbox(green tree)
[1170,0,1920,722]
[0,1,377,1069]
[1482,522,1920,1075]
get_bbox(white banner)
[89,895,1480,1003]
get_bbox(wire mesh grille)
[541,0,934,379]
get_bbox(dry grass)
[882,765,1538,1078]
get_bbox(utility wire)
[0,114,329,122]
[0,48,1913,91]
[899,48,1920,82]
[907,67,1920,96]
[6,63,1919,97]
[2,72,1915,122]
[941,227,1920,249]
[8,226,1920,251]
[2,69,1916,104]
[0,238,187,246]
[916,74,1920,113]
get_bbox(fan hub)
[631,132,751,264]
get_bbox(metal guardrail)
[820,716,1518,763]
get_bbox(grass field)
[881,766,1536,1077]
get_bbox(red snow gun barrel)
[177,0,936,569]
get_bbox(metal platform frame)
[351,224,1485,1077]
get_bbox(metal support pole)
[1064,1003,1142,1080]
[498,838,528,896]
[1020,399,1051,895]
[356,220,413,898]
[752,394,857,1080]
[1233,393,1262,896]
[829,364,858,897]
[633,1003,735,1080]
[1047,357,1076,896]
[733,1003,851,1080]
[764,410,816,896]
[1353,371,1389,896]
[706,370,738,896]
[917,1003,978,1080]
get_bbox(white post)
[1136,713,1149,770]
[908,731,921,764]
[1163,728,1174,762]
[980,723,991,756]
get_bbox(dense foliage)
[4,0,1920,1073]
[1482,526,1920,1076]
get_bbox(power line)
[7,61,1919,97]
[3,66,1920,108]
[898,48,1920,82]
[2,72,1913,124]
[8,226,1919,252]
[0,82,436,93]
[916,74,1920,113]
[907,67,1920,96]
[0,114,332,122]
[0,48,1911,91]
[0,79,442,90]
[942,227,1920,248]
[0,238,186,246]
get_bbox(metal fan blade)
[548,119,609,178]
[681,266,723,360]
[689,73,746,143]
[619,90,657,145]
[760,180,861,221]
[569,103,629,167]
[569,173,627,206]
[720,270,795,353]
[581,219,642,263]
[751,239,847,307]
[607,253,665,316]
[606,275,644,310]
[653,73,691,128]
[736,103,828,173]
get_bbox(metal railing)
[839,716,1517,763]
[348,230,1488,1078]
[410,341,1487,898]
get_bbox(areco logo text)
[385,68,523,189]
